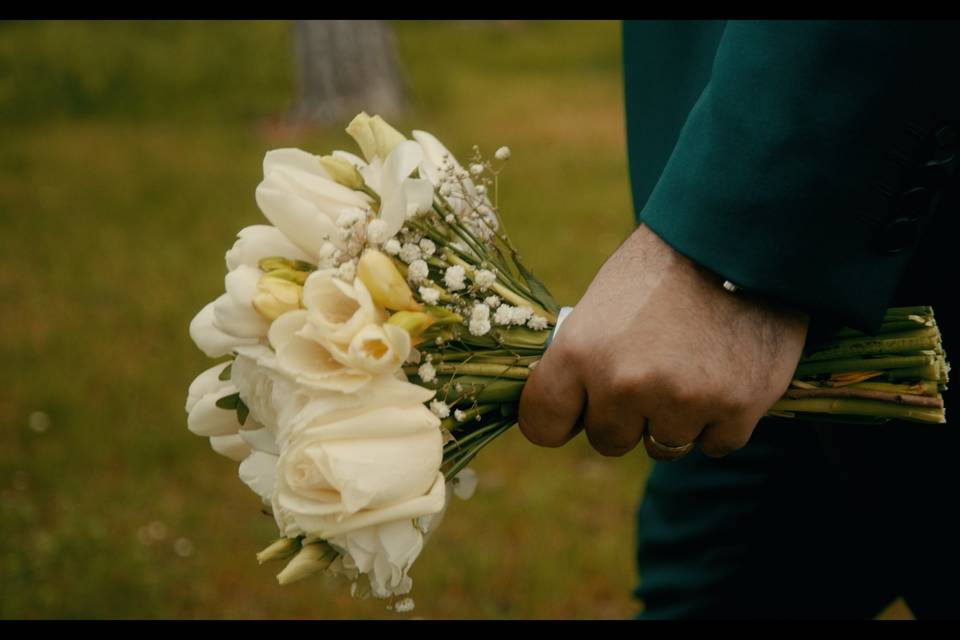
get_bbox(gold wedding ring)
[642,426,696,461]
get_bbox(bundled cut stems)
[772,306,948,424]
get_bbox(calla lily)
[376,141,434,238]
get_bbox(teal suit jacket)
[624,20,959,335]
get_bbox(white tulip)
[185,361,232,413]
[186,391,242,437]
[211,265,272,339]
[225,225,313,271]
[189,301,259,358]
[255,149,372,259]
[209,434,252,462]
[186,363,243,438]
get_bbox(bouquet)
[186,112,949,610]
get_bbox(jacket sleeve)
[635,20,960,331]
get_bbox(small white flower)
[383,238,401,256]
[418,361,436,383]
[469,163,484,176]
[336,208,365,229]
[407,259,429,284]
[484,295,500,309]
[440,183,454,197]
[419,286,440,305]
[495,146,511,161]
[510,305,533,326]
[471,303,490,321]
[366,218,390,245]
[430,400,450,419]
[337,260,357,282]
[468,318,491,336]
[418,238,436,257]
[445,214,455,223]
[399,242,422,264]
[528,315,548,331]
[444,265,466,291]
[493,304,514,326]
[454,409,468,422]
[474,269,496,291]
[393,597,415,613]
[476,185,487,196]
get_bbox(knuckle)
[585,421,639,458]
[607,366,654,403]
[554,334,590,370]
[517,415,566,448]
[698,427,751,458]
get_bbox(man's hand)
[518,225,809,459]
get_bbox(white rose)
[230,351,301,442]
[328,519,424,598]
[273,404,445,539]
[255,149,372,259]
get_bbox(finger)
[645,404,706,451]
[582,395,644,457]
[518,337,586,448]
[697,412,760,458]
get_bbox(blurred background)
[0,20,648,619]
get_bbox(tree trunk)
[291,20,406,124]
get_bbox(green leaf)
[218,362,233,381]
[513,256,560,315]
[215,392,240,410]
[236,399,250,426]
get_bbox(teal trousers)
[635,418,960,619]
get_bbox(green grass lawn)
[0,20,649,619]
